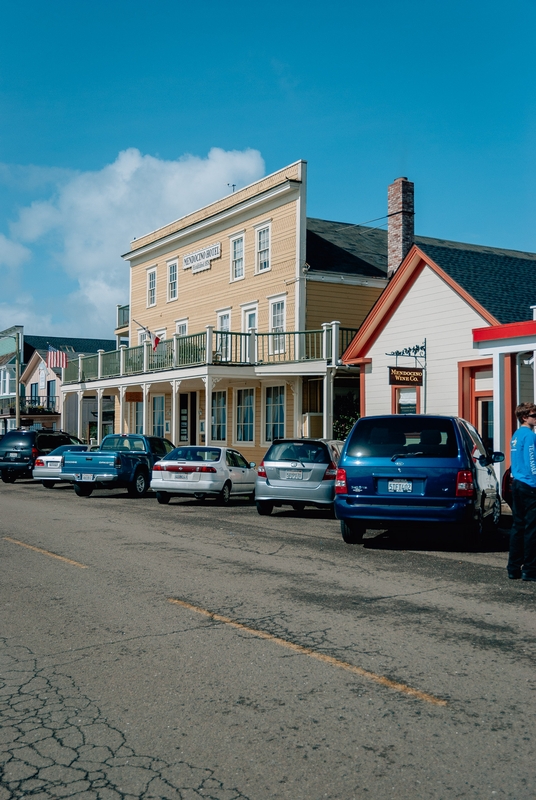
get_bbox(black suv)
[0,429,83,483]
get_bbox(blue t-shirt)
[510,426,536,488]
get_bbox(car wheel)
[42,480,56,489]
[74,483,93,497]
[156,491,170,505]
[291,502,305,513]
[248,490,256,503]
[1,471,15,484]
[340,520,365,544]
[127,470,149,498]
[217,482,231,506]
[256,500,273,516]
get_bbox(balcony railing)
[0,396,59,415]
[62,325,358,385]
[116,304,129,329]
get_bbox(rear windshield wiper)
[391,451,424,461]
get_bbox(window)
[147,268,156,307]
[236,388,254,443]
[269,297,285,355]
[30,382,38,401]
[135,402,143,434]
[168,261,178,301]
[256,226,270,272]
[231,235,244,281]
[176,319,188,337]
[216,311,231,361]
[265,386,284,441]
[211,391,227,441]
[152,396,165,438]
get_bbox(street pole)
[15,331,20,429]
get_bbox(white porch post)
[294,377,301,437]
[205,326,214,364]
[323,370,334,439]
[492,351,506,459]
[171,380,181,445]
[96,388,104,445]
[77,391,84,441]
[119,386,126,434]
[143,383,150,435]
[204,376,212,445]
[331,320,340,364]
[60,390,66,432]
[119,345,126,376]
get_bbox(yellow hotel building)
[61,160,387,462]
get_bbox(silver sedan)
[33,445,89,488]
[150,446,257,505]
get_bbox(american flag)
[46,345,68,369]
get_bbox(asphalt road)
[1,480,535,800]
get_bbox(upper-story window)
[176,319,188,337]
[216,310,231,361]
[230,235,244,281]
[168,261,178,301]
[269,296,286,355]
[256,225,270,273]
[147,268,157,307]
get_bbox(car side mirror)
[491,452,505,463]
[249,462,256,469]
[478,454,492,467]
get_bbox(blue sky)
[0,0,534,336]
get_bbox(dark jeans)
[509,479,536,576]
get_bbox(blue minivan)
[334,415,504,544]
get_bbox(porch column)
[204,376,212,445]
[205,326,214,364]
[492,352,506,476]
[119,386,126,434]
[143,383,150,435]
[119,345,126,377]
[60,390,66,432]
[323,369,334,439]
[293,377,302,437]
[96,388,104,445]
[331,320,340,365]
[171,380,181,444]
[77,391,84,441]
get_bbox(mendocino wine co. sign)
[388,367,423,386]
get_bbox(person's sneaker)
[508,570,522,579]
[521,572,536,581]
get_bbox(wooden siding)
[305,282,383,331]
[364,266,491,416]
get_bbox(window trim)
[211,389,227,443]
[269,295,286,356]
[391,385,421,415]
[254,221,271,274]
[167,259,178,302]
[147,266,157,308]
[229,231,245,283]
[175,318,188,336]
[234,387,255,447]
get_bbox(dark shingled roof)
[307,218,536,324]
[23,336,116,363]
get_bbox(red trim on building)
[473,320,536,342]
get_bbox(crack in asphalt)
[0,638,250,800]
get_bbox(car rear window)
[0,432,32,449]
[265,441,331,464]
[165,447,221,462]
[101,436,147,451]
[36,434,72,453]
[346,418,459,458]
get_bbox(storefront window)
[396,387,417,415]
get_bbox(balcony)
[0,396,59,416]
[63,325,359,385]
[115,304,129,331]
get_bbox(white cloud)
[3,147,265,336]
[0,233,31,269]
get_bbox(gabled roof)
[306,219,387,277]
[24,336,116,355]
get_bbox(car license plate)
[48,462,60,468]
[172,473,188,480]
[285,470,302,480]
[81,474,95,482]
[388,480,412,493]
[9,452,17,459]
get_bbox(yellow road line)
[3,537,89,569]
[167,597,447,706]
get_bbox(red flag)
[149,331,161,352]
[47,345,67,369]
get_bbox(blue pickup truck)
[60,434,175,497]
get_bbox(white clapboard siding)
[365,266,491,416]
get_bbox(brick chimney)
[387,177,414,277]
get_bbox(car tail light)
[35,458,45,467]
[153,463,164,471]
[323,461,338,480]
[335,467,348,494]
[456,470,475,497]
[154,464,217,474]
[31,446,39,461]
[258,460,267,478]
[114,455,122,468]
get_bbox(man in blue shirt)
[508,402,536,580]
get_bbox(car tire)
[156,491,170,505]
[127,470,149,498]
[291,502,305,513]
[248,490,256,503]
[42,480,56,489]
[340,520,365,544]
[256,500,273,516]
[74,483,93,497]
[217,482,231,506]
[1,471,16,484]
